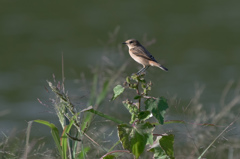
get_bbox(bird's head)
[122,39,141,48]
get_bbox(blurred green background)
[1,0,240,158]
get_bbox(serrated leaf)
[122,100,138,114]
[118,124,132,150]
[138,111,151,121]
[145,97,168,124]
[149,146,167,159]
[118,122,155,159]
[111,85,125,101]
[149,135,175,159]
[131,130,147,159]
[135,122,154,145]
[122,100,138,123]
[159,134,174,158]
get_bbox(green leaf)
[138,111,151,121]
[118,122,155,159]
[131,130,147,159]
[135,122,154,145]
[61,114,78,159]
[149,147,167,159]
[61,130,68,159]
[134,95,141,99]
[111,85,125,101]
[145,97,168,124]
[159,134,175,159]
[130,74,138,81]
[103,154,116,159]
[148,135,175,159]
[34,120,62,157]
[122,100,138,124]
[126,76,131,84]
[118,124,132,151]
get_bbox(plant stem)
[136,81,141,111]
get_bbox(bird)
[122,39,168,75]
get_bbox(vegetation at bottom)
[35,73,175,159]
[1,33,240,158]
[1,69,240,159]
[4,70,236,159]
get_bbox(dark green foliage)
[118,122,154,159]
[31,73,174,159]
[145,97,169,125]
[111,74,174,158]
[149,135,175,159]
[159,134,175,158]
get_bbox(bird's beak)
[122,42,127,44]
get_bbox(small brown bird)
[122,39,168,75]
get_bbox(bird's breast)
[129,50,149,66]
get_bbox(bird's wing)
[131,47,158,62]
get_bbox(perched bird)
[122,39,168,75]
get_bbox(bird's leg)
[136,66,145,75]
[142,66,149,73]
[137,66,149,75]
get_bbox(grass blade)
[87,108,125,125]
[198,120,236,159]
[34,120,62,157]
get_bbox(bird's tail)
[149,61,168,72]
[158,64,168,72]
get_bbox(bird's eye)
[129,41,133,44]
